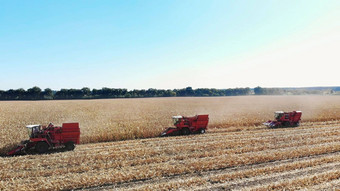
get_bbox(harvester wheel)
[35,142,49,154]
[65,141,75,151]
[200,128,206,134]
[182,128,190,135]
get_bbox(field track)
[1,120,340,190]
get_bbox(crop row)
[253,169,340,191]
[107,152,340,190]
[2,144,340,190]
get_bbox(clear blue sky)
[1,0,339,90]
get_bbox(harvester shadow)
[0,147,73,157]
[30,147,73,155]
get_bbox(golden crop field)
[1,95,340,190]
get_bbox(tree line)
[0,86,336,100]
[253,86,337,95]
[0,86,251,100]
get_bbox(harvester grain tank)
[263,111,302,128]
[7,123,80,156]
[161,115,209,136]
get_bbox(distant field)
[1,95,340,154]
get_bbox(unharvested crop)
[1,96,340,154]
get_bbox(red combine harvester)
[263,111,302,128]
[161,115,209,136]
[7,123,80,156]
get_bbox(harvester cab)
[26,125,41,138]
[172,116,183,125]
[274,111,284,120]
[161,115,209,136]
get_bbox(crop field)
[1,96,340,190]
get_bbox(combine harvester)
[263,111,302,128]
[161,115,209,136]
[7,123,80,156]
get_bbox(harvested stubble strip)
[135,178,208,191]
[2,129,340,171]
[1,143,340,190]
[209,120,340,134]
[61,127,340,164]
[208,153,340,184]
[73,128,340,157]
[203,162,340,191]
[1,132,339,178]
[205,162,340,189]
[73,131,340,161]
[2,140,340,183]
[79,123,340,152]
[252,170,340,191]
[171,143,340,175]
[305,177,340,190]
[143,134,340,161]
[2,126,335,163]
[169,124,340,144]
[120,154,340,191]
[162,136,340,163]
[65,127,339,154]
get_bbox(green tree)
[82,87,91,98]
[43,88,53,99]
[254,86,264,95]
[185,87,194,96]
[27,86,42,100]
